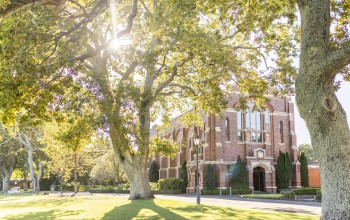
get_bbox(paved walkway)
[154,194,321,216]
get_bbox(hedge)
[282,187,321,199]
[55,185,87,192]
[158,178,186,193]
[202,188,252,195]
[152,189,183,194]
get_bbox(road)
[153,194,321,216]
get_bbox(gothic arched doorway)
[253,166,265,192]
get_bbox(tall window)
[279,121,284,143]
[237,111,244,141]
[225,117,230,141]
[203,123,206,138]
[237,102,271,143]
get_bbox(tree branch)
[326,44,350,77]
[116,0,138,38]
[0,0,65,17]
[154,53,194,98]
[140,0,149,13]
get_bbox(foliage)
[298,144,317,162]
[201,188,252,195]
[149,137,179,159]
[90,150,126,185]
[299,152,309,187]
[230,155,249,189]
[282,188,321,199]
[158,178,186,193]
[316,190,322,202]
[204,164,216,190]
[180,161,188,187]
[276,151,292,190]
[149,182,159,190]
[148,161,159,183]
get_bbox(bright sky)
[294,81,350,145]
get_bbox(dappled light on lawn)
[0,194,318,220]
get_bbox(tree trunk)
[122,155,154,200]
[36,162,43,193]
[27,147,38,193]
[296,0,350,219]
[2,174,10,192]
[23,170,28,191]
[74,168,78,194]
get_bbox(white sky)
[294,81,350,145]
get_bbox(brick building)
[151,91,301,193]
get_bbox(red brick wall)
[308,167,321,187]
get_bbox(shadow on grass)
[103,199,188,220]
[0,195,83,210]
[5,209,82,220]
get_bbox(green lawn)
[0,193,317,220]
[241,194,284,199]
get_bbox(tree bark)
[123,155,154,200]
[296,0,350,219]
[73,153,79,194]
[23,169,28,191]
[1,173,10,192]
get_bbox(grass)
[0,193,318,220]
[241,193,285,199]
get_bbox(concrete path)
[154,194,321,216]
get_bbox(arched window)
[225,117,230,141]
[279,121,284,143]
[237,102,271,143]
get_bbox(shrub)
[89,186,115,193]
[230,155,249,190]
[55,183,86,192]
[282,187,321,199]
[180,161,188,187]
[232,188,252,194]
[299,152,309,187]
[201,188,252,195]
[149,161,159,183]
[276,151,292,190]
[152,189,183,194]
[316,190,322,202]
[158,178,186,193]
[204,164,216,190]
[150,182,159,190]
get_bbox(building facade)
[152,92,301,193]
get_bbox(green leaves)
[150,136,179,158]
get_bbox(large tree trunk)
[296,0,350,219]
[122,155,154,200]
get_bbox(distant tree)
[204,164,216,190]
[180,161,188,187]
[298,144,316,162]
[0,124,20,192]
[90,150,126,186]
[230,155,249,189]
[148,161,159,183]
[299,152,309,188]
[276,151,292,190]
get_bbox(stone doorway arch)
[253,166,265,192]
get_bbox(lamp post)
[193,134,201,205]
